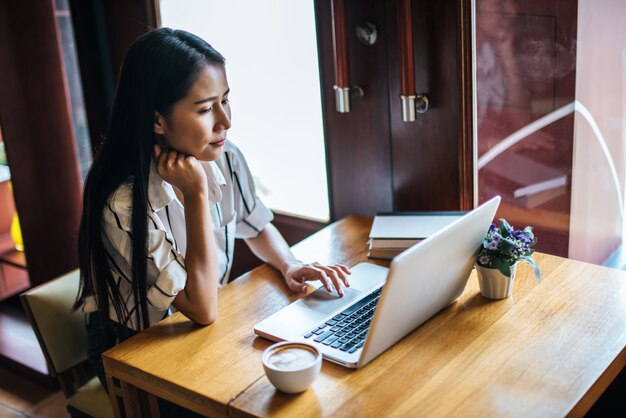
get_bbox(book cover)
[369,238,422,248]
[367,211,466,260]
[367,247,407,260]
[369,211,467,240]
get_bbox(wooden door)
[317,0,474,219]
[387,0,473,211]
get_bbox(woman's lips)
[211,139,226,147]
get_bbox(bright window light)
[159,0,330,222]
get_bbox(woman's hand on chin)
[154,144,207,197]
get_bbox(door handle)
[331,0,363,113]
[398,0,428,121]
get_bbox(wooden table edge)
[567,345,626,417]
[103,354,231,417]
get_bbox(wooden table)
[103,215,626,417]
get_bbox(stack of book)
[368,211,466,260]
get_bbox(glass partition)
[475,0,626,265]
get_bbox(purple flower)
[511,231,525,241]
[477,218,540,281]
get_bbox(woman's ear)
[154,111,166,135]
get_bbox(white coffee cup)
[262,341,322,394]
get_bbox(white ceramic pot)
[475,263,517,299]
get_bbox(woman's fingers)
[153,148,206,198]
[286,277,308,293]
[310,267,334,294]
[157,148,176,168]
[316,265,344,296]
[336,263,351,276]
[328,264,350,287]
[313,262,351,288]
[156,148,192,173]
[167,149,182,167]
[287,263,353,296]
[294,265,333,294]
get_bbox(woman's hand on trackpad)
[283,262,351,296]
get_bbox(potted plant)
[475,218,540,299]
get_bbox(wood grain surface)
[103,216,626,417]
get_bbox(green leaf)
[520,255,541,282]
[499,218,513,235]
[523,226,534,238]
[493,258,513,277]
[499,238,516,253]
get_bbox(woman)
[76,28,350,393]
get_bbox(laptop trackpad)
[301,287,362,315]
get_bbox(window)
[159,0,330,221]
[56,0,92,181]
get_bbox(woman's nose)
[215,106,231,132]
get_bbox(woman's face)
[154,64,231,161]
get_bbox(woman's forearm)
[246,223,351,295]
[245,223,299,276]
[173,192,219,324]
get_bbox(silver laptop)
[254,196,501,368]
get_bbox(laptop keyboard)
[304,287,383,354]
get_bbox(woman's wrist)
[182,187,209,204]
[280,259,303,277]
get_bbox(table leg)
[105,373,160,418]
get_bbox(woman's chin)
[198,148,223,162]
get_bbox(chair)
[20,269,114,418]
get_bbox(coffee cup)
[262,341,322,393]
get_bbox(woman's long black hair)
[75,28,225,338]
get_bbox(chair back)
[21,269,116,418]
[20,269,87,375]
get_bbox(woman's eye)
[200,99,228,115]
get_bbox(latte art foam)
[268,347,316,371]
